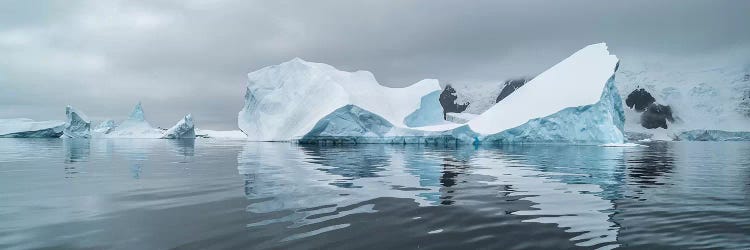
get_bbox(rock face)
[625,88,656,112]
[62,105,91,138]
[640,103,674,129]
[162,114,196,139]
[237,58,440,141]
[0,118,65,138]
[438,85,469,119]
[496,78,530,103]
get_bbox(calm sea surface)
[0,139,748,249]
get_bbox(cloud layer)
[2,0,749,129]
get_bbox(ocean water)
[0,139,748,249]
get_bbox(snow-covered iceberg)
[62,105,91,138]
[161,114,196,139]
[242,43,625,144]
[0,118,65,138]
[105,102,163,138]
[465,43,624,144]
[237,58,442,141]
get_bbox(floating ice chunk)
[62,105,91,138]
[162,114,195,139]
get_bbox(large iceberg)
[0,118,65,138]
[267,43,625,144]
[62,105,91,138]
[469,43,624,144]
[105,102,163,138]
[161,114,196,139]
[237,58,441,141]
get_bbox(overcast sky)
[1,0,749,129]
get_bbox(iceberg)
[105,102,163,138]
[62,105,91,138]
[93,120,116,134]
[467,43,623,144]
[161,114,196,139]
[0,118,65,138]
[237,58,441,141]
[243,43,624,144]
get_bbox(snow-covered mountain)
[615,51,750,140]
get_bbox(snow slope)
[468,43,622,136]
[62,105,91,138]
[238,58,441,141]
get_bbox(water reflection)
[237,143,637,248]
[1,139,748,249]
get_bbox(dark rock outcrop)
[439,85,469,119]
[496,78,529,103]
[640,103,674,129]
[625,88,656,112]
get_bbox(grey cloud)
[1,0,748,129]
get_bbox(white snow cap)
[468,43,619,134]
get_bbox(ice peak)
[129,102,145,121]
